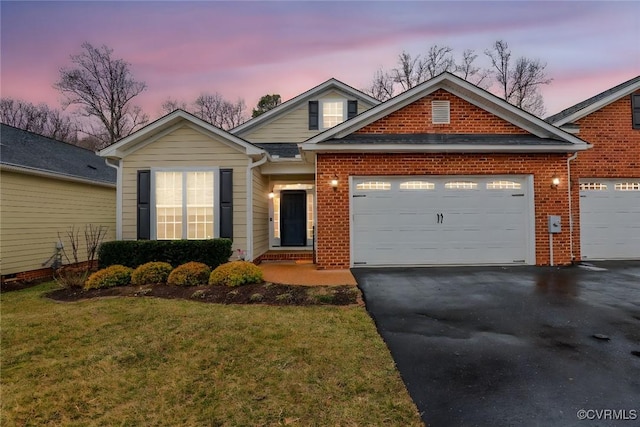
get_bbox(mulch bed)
[44,282,360,306]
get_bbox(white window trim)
[268,181,315,248]
[150,167,220,240]
[320,99,347,130]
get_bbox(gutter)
[104,158,123,240]
[299,143,592,154]
[0,163,115,188]
[567,152,579,262]
[246,154,269,261]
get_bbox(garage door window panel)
[445,181,478,190]
[580,183,607,191]
[487,180,521,190]
[400,181,435,190]
[614,182,640,191]
[356,181,391,191]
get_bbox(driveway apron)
[353,264,640,427]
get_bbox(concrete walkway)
[259,261,357,286]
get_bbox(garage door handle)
[437,213,444,224]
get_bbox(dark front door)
[280,190,307,246]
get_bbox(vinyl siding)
[252,169,270,259]
[120,125,249,254]
[242,90,374,143]
[0,171,116,275]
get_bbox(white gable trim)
[99,110,264,159]
[231,78,379,136]
[304,73,588,148]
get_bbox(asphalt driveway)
[353,263,640,427]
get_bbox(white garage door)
[351,176,534,266]
[579,179,640,260]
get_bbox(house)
[98,78,378,263]
[547,75,640,261]
[0,124,116,280]
[98,72,637,270]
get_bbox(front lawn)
[1,283,422,426]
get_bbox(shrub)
[131,262,173,286]
[98,239,233,269]
[54,264,91,289]
[167,262,211,287]
[209,261,263,287]
[85,265,132,289]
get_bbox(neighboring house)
[0,124,116,280]
[547,76,640,261]
[99,72,638,270]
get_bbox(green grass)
[1,283,422,426]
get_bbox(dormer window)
[322,100,344,128]
[309,100,358,130]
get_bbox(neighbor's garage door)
[351,176,534,266]
[579,179,640,260]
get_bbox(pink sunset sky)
[1,0,639,120]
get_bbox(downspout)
[567,152,578,262]
[104,158,122,240]
[246,154,269,261]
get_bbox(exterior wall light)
[551,177,560,188]
[330,177,339,188]
[268,192,275,199]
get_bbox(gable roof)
[0,124,115,186]
[230,78,379,136]
[99,109,265,160]
[301,72,590,153]
[545,75,640,126]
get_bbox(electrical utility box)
[548,215,561,234]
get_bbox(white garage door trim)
[579,178,640,260]
[349,175,535,267]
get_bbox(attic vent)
[432,100,450,124]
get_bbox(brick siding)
[357,89,530,134]
[315,90,576,269]
[316,153,573,269]
[569,91,640,259]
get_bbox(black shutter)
[219,169,233,239]
[308,101,319,130]
[347,100,358,119]
[137,170,151,240]
[632,94,640,130]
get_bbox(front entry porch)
[269,182,315,250]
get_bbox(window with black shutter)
[308,101,319,130]
[347,100,358,119]
[632,94,640,130]
[137,170,151,240]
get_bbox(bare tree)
[160,97,188,115]
[55,43,148,148]
[484,40,551,115]
[366,41,551,114]
[0,98,78,143]
[391,51,428,91]
[424,45,455,78]
[364,68,396,101]
[192,93,246,129]
[456,49,490,89]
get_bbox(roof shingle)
[0,124,116,184]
